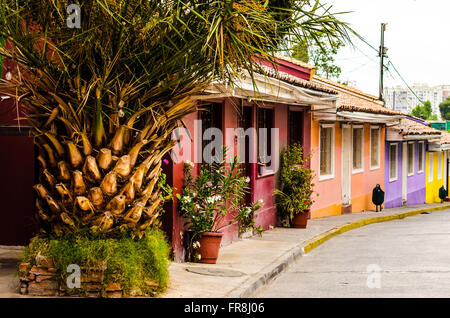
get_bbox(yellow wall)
[425,151,446,203]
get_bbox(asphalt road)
[254,210,450,298]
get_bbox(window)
[257,107,274,175]
[352,127,364,172]
[288,110,303,146]
[418,142,424,173]
[389,143,398,181]
[319,124,334,180]
[438,152,443,179]
[370,127,380,169]
[199,103,223,164]
[407,142,415,176]
[429,152,434,182]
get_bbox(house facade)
[384,117,441,208]
[309,76,403,218]
[166,61,339,261]
[425,131,450,203]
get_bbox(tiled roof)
[337,90,403,116]
[312,75,403,116]
[274,54,316,70]
[257,65,338,95]
[314,76,380,100]
[395,118,442,136]
[439,131,450,144]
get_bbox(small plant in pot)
[178,148,261,263]
[274,143,315,228]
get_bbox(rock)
[35,274,56,282]
[81,270,104,283]
[105,283,121,291]
[28,281,59,296]
[82,283,102,292]
[104,290,123,298]
[87,291,101,298]
[19,263,29,272]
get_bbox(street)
[254,210,450,298]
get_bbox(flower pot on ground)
[196,232,224,264]
[274,143,316,229]
[292,209,310,229]
[178,147,263,263]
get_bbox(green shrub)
[22,228,170,297]
[274,143,316,226]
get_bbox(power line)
[353,33,426,106]
[387,59,425,105]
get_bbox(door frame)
[341,124,352,206]
[402,142,408,205]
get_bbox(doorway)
[402,142,408,205]
[342,126,351,208]
[238,106,253,206]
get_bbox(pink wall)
[310,121,343,218]
[167,98,310,261]
[309,122,385,218]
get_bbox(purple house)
[384,117,441,208]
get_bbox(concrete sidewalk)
[162,202,450,298]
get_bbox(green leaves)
[274,143,315,225]
[410,100,437,121]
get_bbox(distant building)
[384,84,450,119]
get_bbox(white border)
[438,151,443,180]
[389,143,398,182]
[370,126,381,170]
[319,124,335,181]
[417,141,424,173]
[407,141,415,177]
[352,125,364,174]
[429,152,434,183]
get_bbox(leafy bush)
[274,143,315,226]
[21,228,170,297]
[178,148,263,261]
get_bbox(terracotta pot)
[196,232,224,264]
[292,209,310,228]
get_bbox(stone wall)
[19,259,123,298]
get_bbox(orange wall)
[310,121,343,218]
[310,121,385,218]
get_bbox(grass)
[22,228,170,297]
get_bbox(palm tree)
[0,0,353,239]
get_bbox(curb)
[227,204,450,298]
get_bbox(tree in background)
[439,97,450,120]
[291,35,344,79]
[410,101,438,120]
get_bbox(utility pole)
[379,23,388,101]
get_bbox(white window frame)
[370,126,381,170]
[417,141,424,173]
[429,152,434,182]
[352,125,364,174]
[438,151,443,180]
[389,143,398,182]
[407,141,415,177]
[319,124,335,181]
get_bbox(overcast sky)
[324,0,450,96]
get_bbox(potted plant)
[274,143,315,228]
[178,149,260,263]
